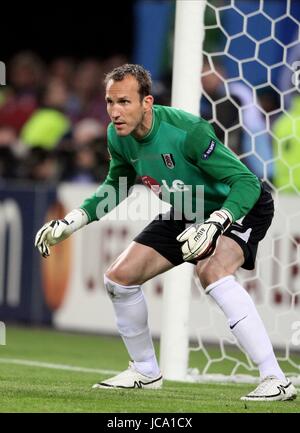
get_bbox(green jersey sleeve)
[80,139,137,222]
[184,121,261,221]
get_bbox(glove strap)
[64,209,89,232]
[206,209,232,233]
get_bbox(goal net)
[161,0,300,385]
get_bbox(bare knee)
[197,261,218,289]
[197,257,231,289]
[197,237,245,289]
[105,262,141,286]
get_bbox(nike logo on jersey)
[130,158,139,164]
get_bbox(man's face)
[105,75,150,136]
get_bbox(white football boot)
[92,362,163,390]
[240,375,297,401]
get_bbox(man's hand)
[176,209,232,261]
[34,209,88,258]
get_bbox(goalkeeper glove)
[34,208,88,258]
[176,209,232,261]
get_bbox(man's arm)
[35,140,136,257]
[185,121,261,222]
[177,120,261,262]
[80,142,137,222]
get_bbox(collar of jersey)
[134,107,158,144]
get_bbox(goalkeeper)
[35,64,296,401]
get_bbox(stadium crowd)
[0,50,298,193]
[0,51,125,184]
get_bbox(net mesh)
[187,0,300,384]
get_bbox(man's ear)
[143,95,154,112]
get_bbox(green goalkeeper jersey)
[81,105,261,223]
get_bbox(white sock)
[104,275,160,378]
[206,275,286,382]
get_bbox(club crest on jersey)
[201,140,216,160]
[161,153,175,169]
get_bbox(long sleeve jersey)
[81,104,261,223]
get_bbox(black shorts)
[134,182,274,270]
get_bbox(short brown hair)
[104,64,152,100]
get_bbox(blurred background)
[0,0,299,348]
[0,0,299,187]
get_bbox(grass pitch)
[0,325,299,413]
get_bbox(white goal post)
[160,0,300,385]
[159,0,205,382]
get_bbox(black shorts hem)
[223,232,256,270]
[134,239,182,266]
[134,181,274,271]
